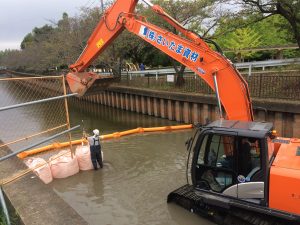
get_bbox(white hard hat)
[93,129,99,136]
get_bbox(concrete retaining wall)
[75,86,300,138]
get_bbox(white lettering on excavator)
[197,67,206,75]
[139,25,201,64]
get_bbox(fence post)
[258,74,263,98]
[147,73,150,88]
[156,71,158,81]
[126,71,129,86]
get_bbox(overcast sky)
[0,0,102,51]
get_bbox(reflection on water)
[68,99,178,137]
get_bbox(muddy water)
[0,76,214,225]
[50,101,215,225]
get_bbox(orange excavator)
[66,0,300,224]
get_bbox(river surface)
[51,101,215,225]
[0,75,214,225]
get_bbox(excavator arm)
[66,0,138,95]
[66,0,253,121]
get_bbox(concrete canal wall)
[76,86,300,138]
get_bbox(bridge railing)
[98,58,300,77]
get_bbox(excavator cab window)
[233,136,265,202]
[240,137,262,181]
[192,131,265,200]
[192,132,238,193]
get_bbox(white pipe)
[213,73,223,119]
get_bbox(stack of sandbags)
[75,144,94,171]
[49,150,79,178]
[25,158,53,184]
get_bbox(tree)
[214,12,298,61]
[20,33,34,49]
[32,25,54,43]
[0,1,226,75]
[141,0,218,86]
[221,27,262,62]
[239,0,300,47]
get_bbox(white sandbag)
[25,157,53,184]
[50,150,79,179]
[76,144,104,170]
[75,144,94,171]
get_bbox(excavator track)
[224,208,287,225]
[167,184,299,225]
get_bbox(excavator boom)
[67,0,253,121]
[66,0,138,96]
[69,0,138,72]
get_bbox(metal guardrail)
[235,58,300,68]
[97,58,300,77]
[118,71,300,101]
[235,58,300,76]
[2,58,299,78]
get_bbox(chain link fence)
[119,71,300,101]
[0,75,75,189]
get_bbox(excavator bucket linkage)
[66,72,116,96]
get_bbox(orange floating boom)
[17,124,193,159]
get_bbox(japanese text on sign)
[139,25,200,63]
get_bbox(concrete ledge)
[0,143,88,225]
[253,98,300,114]
[108,85,216,105]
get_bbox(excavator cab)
[167,120,298,224]
[190,120,272,204]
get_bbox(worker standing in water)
[87,129,103,170]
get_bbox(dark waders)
[90,138,103,170]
